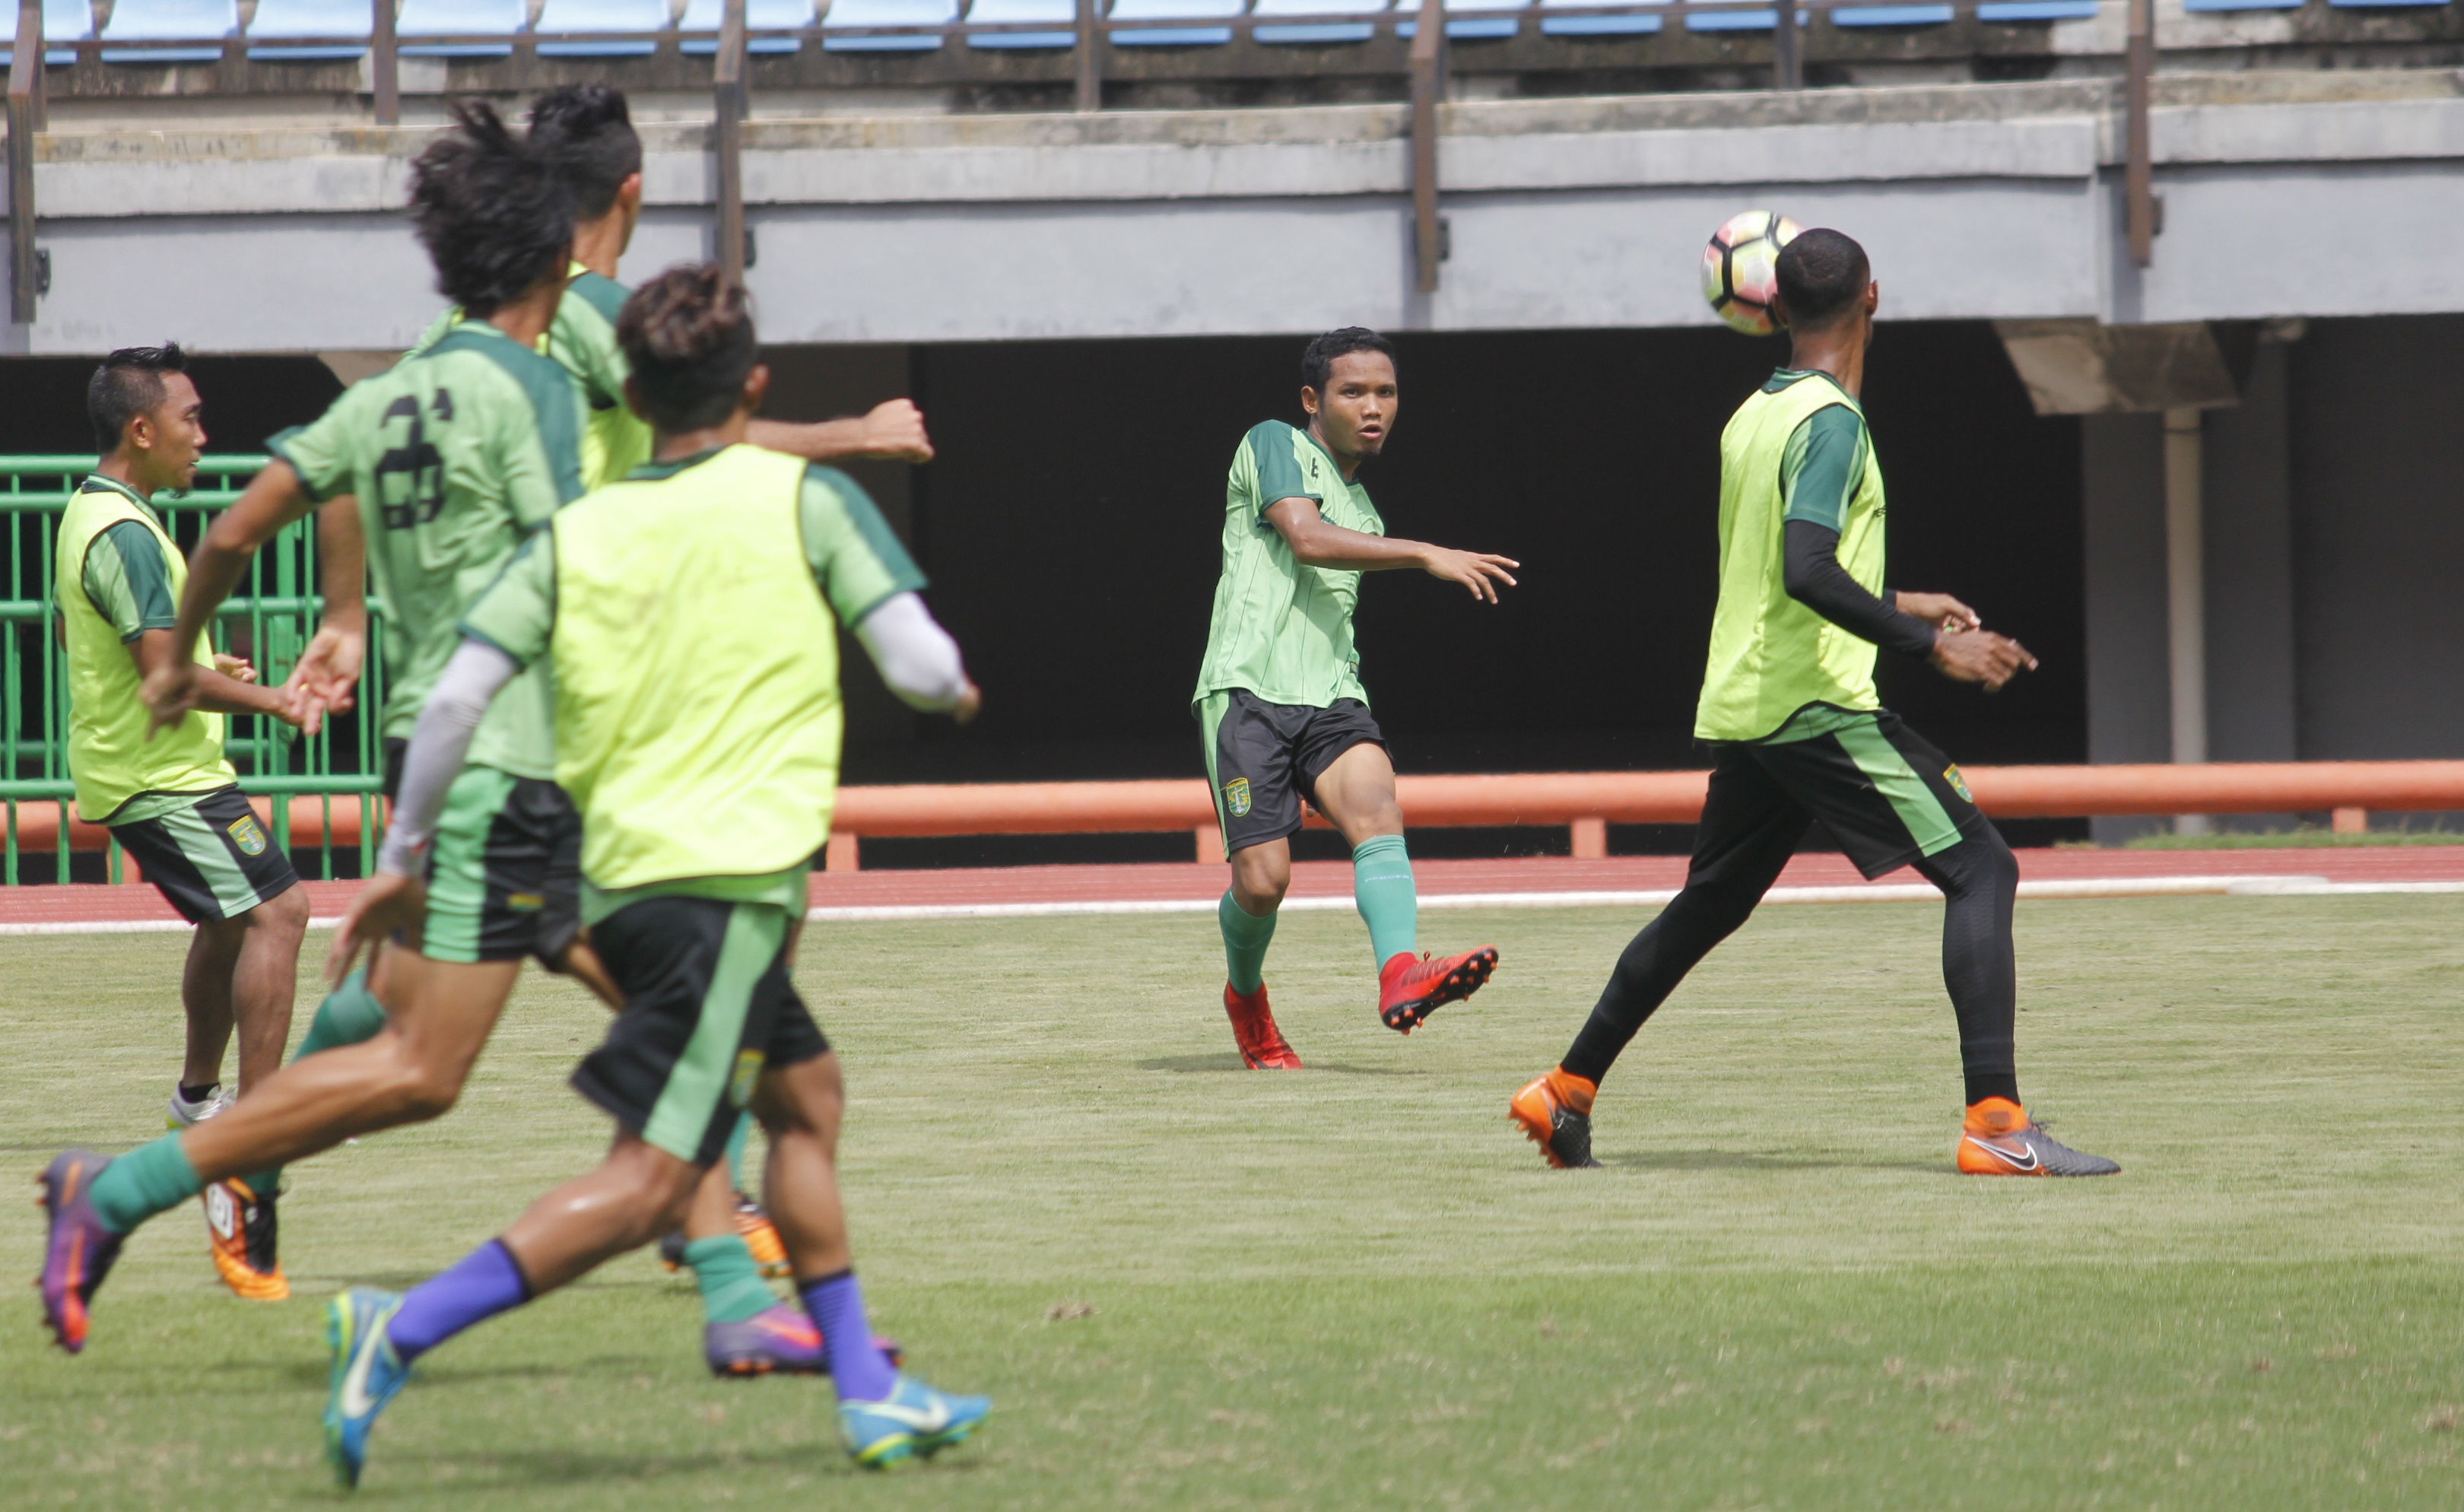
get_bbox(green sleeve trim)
[430,328,588,506]
[1780,404,1867,532]
[86,519,176,641]
[801,465,928,625]
[1246,420,1319,518]
[263,426,341,503]
[458,529,557,669]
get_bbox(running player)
[1196,327,1518,1069]
[38,103,595,1355]
[319,262,985,1485]
[55,345,312,1300]
[1507,229,2119,1177]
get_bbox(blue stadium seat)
[1539,0,1659,36]
[246,0,373,60]
[1682,4,1805,30]
[1831,3,1952,24]
[97,0,237,62]
[822,0,954,50]
[0,0,98,65]
[397,0,525,55]
[1395,0,1532,41]
[1973,0,2098,18]
[1253,0,1389,45]
[964,0,1075,49]
[535,0,668,55]
[2326,0,2447,7]
[681,0,816,52]
[1107,0,1239,46]
[2180,0,2297,8]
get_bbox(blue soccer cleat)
[838,1375,992,1469]
[322,1287,408,1488]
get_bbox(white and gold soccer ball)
[1701,209,1802,336]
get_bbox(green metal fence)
[2,456,388,885]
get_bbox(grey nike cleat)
[1958,1100,2119,1177]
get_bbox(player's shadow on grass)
[1138,1053,1416,1076]
[405,1443,989,1485]
[1604,1148,1940,1174]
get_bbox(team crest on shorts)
[1222,777,1252,818]
[1942,764,1973,803]
[729,1049,766,1109]
[227,815,268,856]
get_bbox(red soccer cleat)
[1377,946,1498,1034]
[1223,983,1303,1069]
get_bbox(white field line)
[0,875,2454,936]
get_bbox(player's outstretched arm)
[329,636,519,981]
[748,399,935,464]
[144,459,318,732]
[1262,497,1519,604]
[277,497,369,739]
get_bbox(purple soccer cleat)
[705,1301,903,1379]
[37,1150,126,1355]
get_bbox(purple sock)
[799,1269,897,1402]
[388,1240,533,1364]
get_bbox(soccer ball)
[1701,210,1802,336]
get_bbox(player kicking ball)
[1510,229,2117,1178]
[318,264,986,1485]
[1194,328,1517,1069]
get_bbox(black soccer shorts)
[382,737,582,968]
[1197,688,1389,856]
[1702,707,1986,881]
[110,785,300,925]
[571,894,830,1167]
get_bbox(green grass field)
[5,894,2462,1509]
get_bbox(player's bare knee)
[256,884,311,937]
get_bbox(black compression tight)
[1560,824,2022,1107]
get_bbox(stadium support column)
[1408,0,1445,296]
[2164,407,2207,834]
[7,0,41,326]
[715,0,748,287]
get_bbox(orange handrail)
[8,794,379,853]
[13,761,2462,856]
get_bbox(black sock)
[1910,824,2022,1109]
[1561,867,1773,1085]
[177,1082,218,1105]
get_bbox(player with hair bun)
[317,262,986,1485]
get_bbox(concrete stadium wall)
[4,72,2462,353]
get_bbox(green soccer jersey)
[408,264,651,491]
[1192,419,1384,713]
[268,322,585,778]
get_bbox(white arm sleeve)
[375,639,521,877]
[853,592,970,713]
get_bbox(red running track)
[2,847,2462,929]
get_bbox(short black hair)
[87,344,189,455]
[407,100,574,318]
[618,263,759,433]
[527,84,642,221]
[1773,228,1871,331]
[1302,327,1396,394]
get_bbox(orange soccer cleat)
[1509,1069,1602,1169]
[1377,946,1498,1034]
[1223,982,1303,1069]
[205,1177,290,1301]
[734,1194,793,1278]
[1956,1097,2120,1177]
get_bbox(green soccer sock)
[243,966,389,1200]
[87,1132,203,1235]
[1218,889,1278,994]
[723,1112,753,1194]
[685,1234,778,1325]
[1352,834,1418,967]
